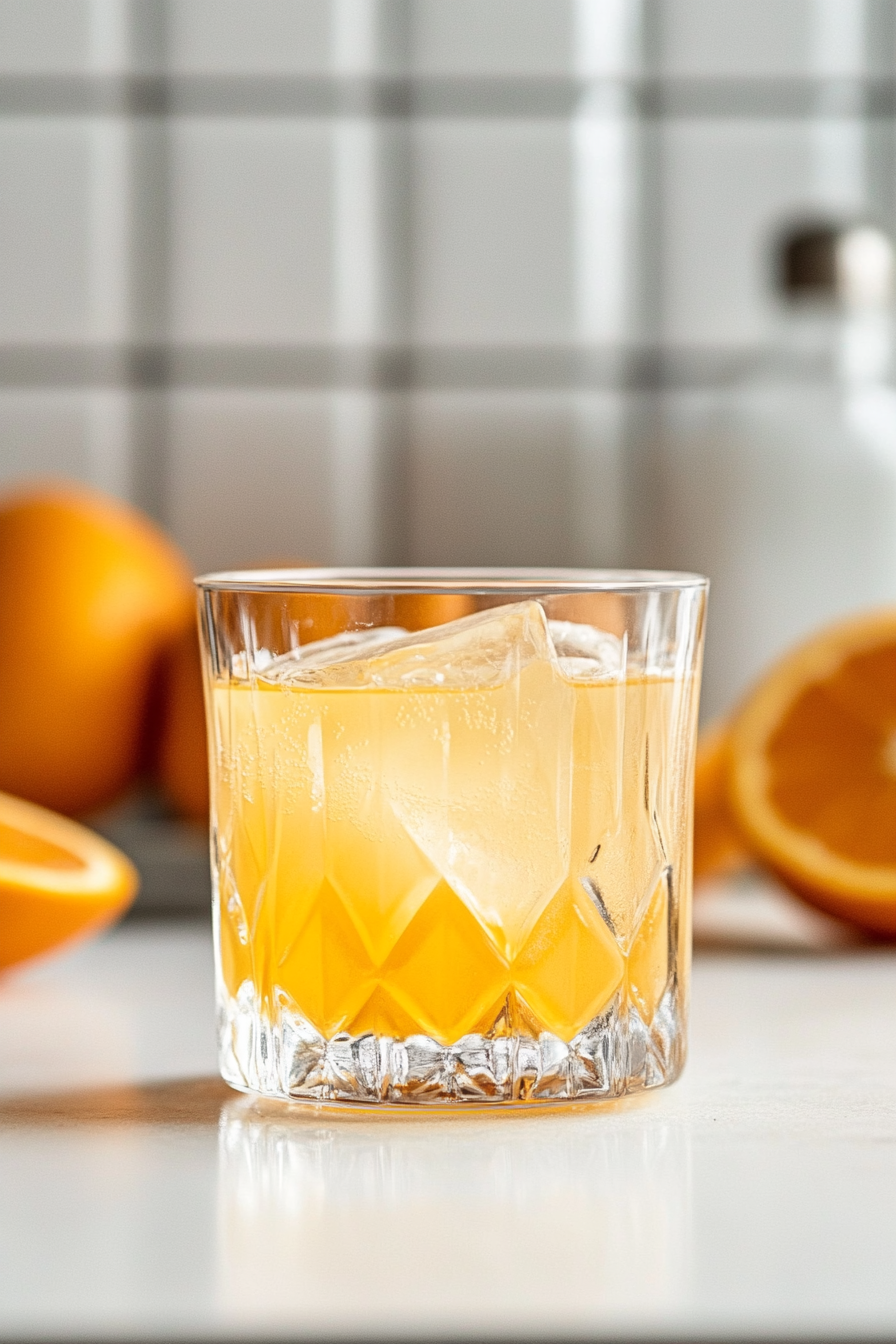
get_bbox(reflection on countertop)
[1,919,895,1342]
[218,1092,690,1328]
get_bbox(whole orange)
[0,482,194,816]
[156,621,209,824]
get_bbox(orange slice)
[693,721,752,881]
[0,791,138,973]
[728,610,896,935]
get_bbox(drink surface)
[210,603,693,1052]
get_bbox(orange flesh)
[0,793,138,972]
[212,667,692,1045]
[767,644,896,867]
[0,822,86,870]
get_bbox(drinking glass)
[197,569,707,1106]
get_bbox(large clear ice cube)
[262,627,408,681]
[280,600,556,690]
[341,602,578,954]
[233,603,628,959]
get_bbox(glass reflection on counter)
[217,1096,693,1330]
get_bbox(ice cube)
[357,601,575,954]
[262,627,408,683]
[548,619,624,682]
[295,600,555,690]
[229,647,285,679]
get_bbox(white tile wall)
[167,114,410,349]
[0,122,94,342]
[167,389,351,572]
[572,92,642,343]
[411,0,575,77]
[166,0,411,77]
[409,392,569,566]
[412,0,644,78]
[167,0,334,75]
[164,0,649,80]
[0,1,92,72]
[5,1,896,918]
[656,0,881,79]
[659,118,872,349]
[84,119,133,343]
[330,119,411,343]
[1,0,894,586]
[573,0,644,78]
[568,390,628,565]
[0,118,133,345]
[0,390,135,498]
[168,120,334,343]
[0,391,93,488]
[0,0,137,74]
[411,121,575,344]
[408,391,625,567]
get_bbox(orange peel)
[0,481,193,816]
[0,791,138,973]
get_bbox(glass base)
[218,981,685,1106]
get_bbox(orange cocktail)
[200,573,706,1106]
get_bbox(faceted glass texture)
[199,570,706,1106]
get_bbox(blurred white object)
[662,222,896,719]
[693,868,865,952]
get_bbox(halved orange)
[693,721,752,881]
[728,610,896,935]
[0,791,138,973]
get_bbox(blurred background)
[2,1,896,911]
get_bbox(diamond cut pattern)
[326,814,440,965]
[512,881,625,1039]
[382,880,510,1044]
[346,985,422,1039]
[626,872,670,1024]
[276,880,375,1036]
[473,987,545,1038]
[322,696,442,964]
[217,868,253,999]
[256,861,672,1046]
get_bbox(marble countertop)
[1,916,895,1343]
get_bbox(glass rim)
[194,567,709,596]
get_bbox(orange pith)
[728,610,896,935]
[0,791,138,973]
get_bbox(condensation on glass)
[197,569,707,1107]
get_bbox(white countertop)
[1,917,895,1343]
